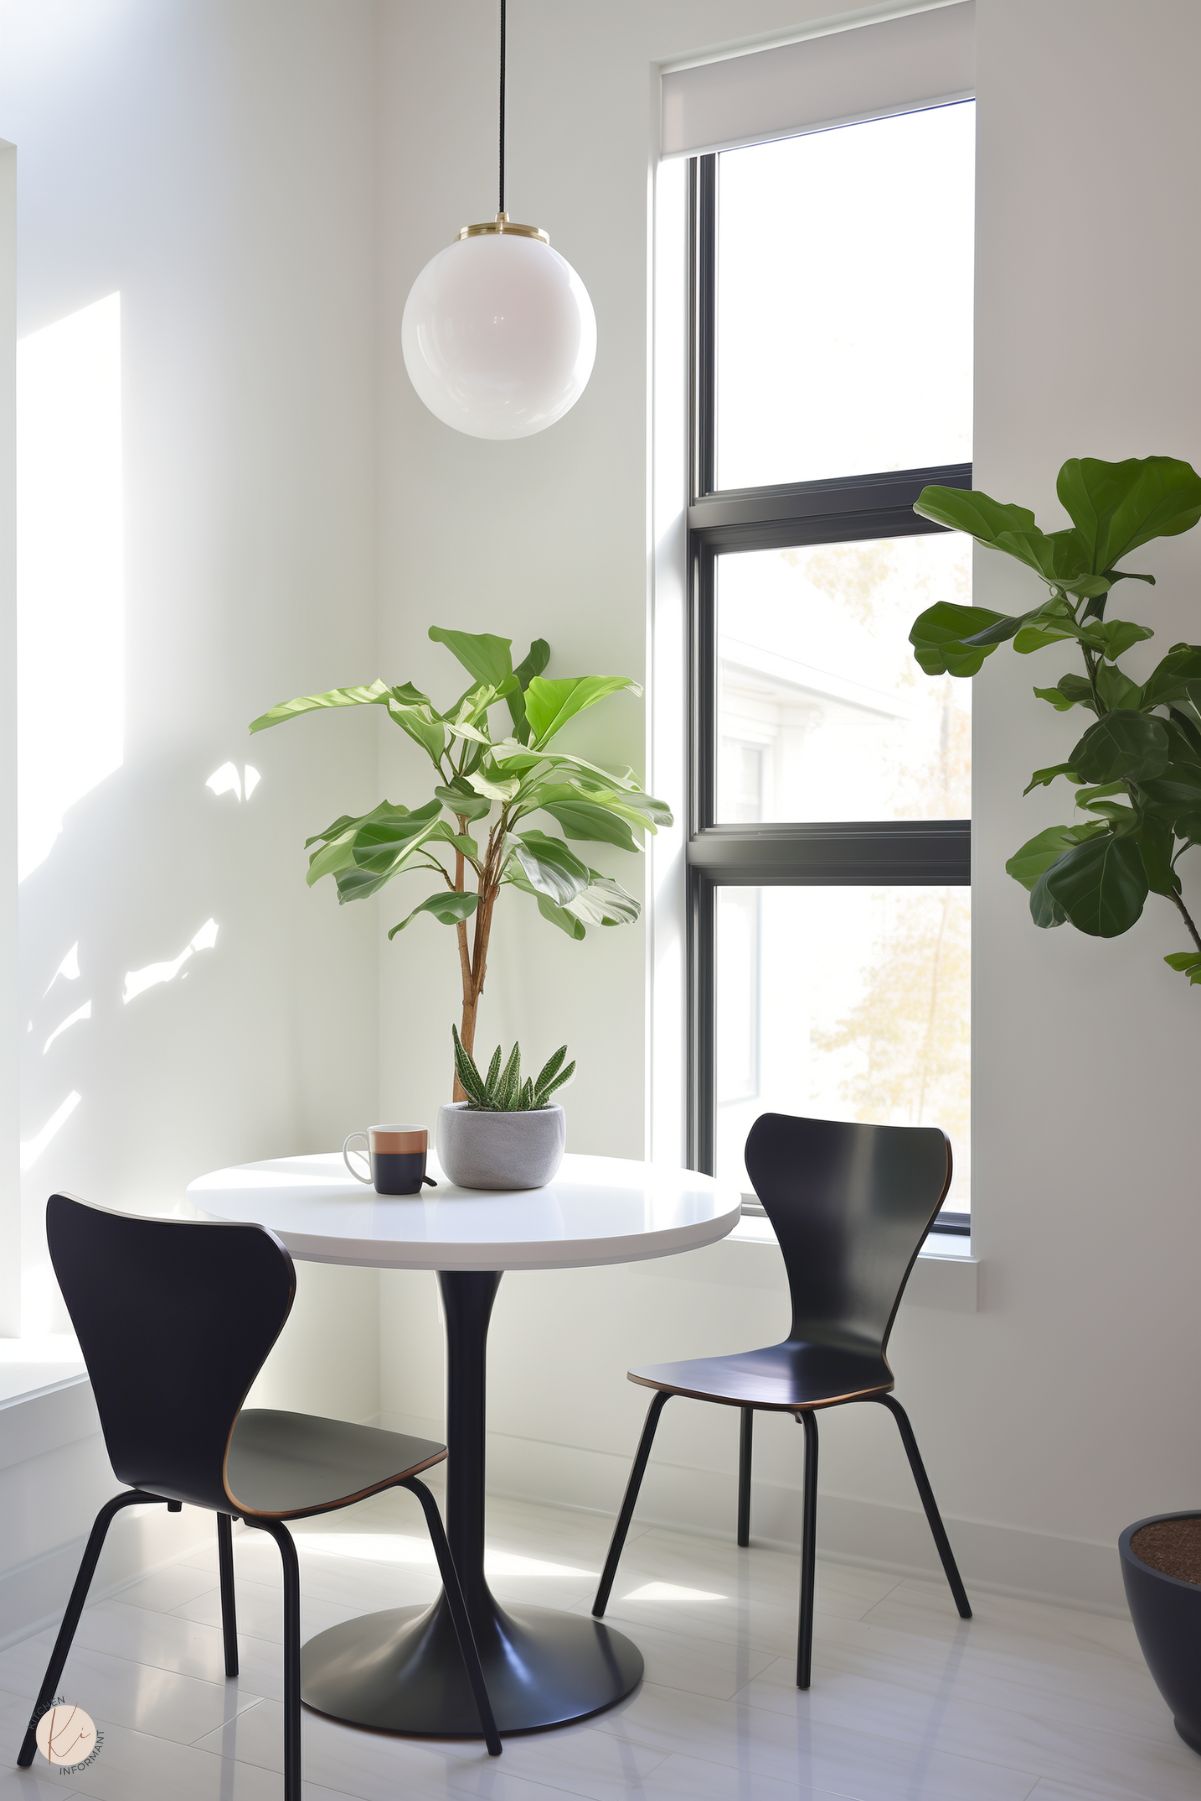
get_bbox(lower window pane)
[715,885,970,1213]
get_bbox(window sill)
[672,1214,980,1312]
[0,1336,94,1469]
[0,1333,85,1405]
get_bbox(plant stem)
[1169,885,1201,955]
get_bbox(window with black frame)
[686,101,975,1232]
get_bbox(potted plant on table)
[251,624,668,1187]
[436,1029,575,1189]
[905,452,1201,1751]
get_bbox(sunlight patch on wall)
[20,1091,81,1172]
[42,1000,92,1054]
[206,761,261,801]
[43,942,81,994]
[123,918,219,1005]
[18,293,124,880]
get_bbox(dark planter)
[1120,1512,1201,1754]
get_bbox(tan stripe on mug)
[369,1125,427,1155]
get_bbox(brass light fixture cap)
[459,211,549,244]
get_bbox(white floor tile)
[3,1495,1192,1801]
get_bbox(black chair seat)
[630,1342,893,1412]
[225,1409,447,1520]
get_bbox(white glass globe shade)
[402,230,597,440]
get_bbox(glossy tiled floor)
[0,1490,1193,1801]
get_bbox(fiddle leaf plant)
[908,454,1201,981]
[251,626,671,1093]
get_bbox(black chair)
[18,1195,501,1793]
[593,1113,971,1688]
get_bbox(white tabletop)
[187,1152,741,1272]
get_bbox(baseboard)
[379,1406,1125,1615]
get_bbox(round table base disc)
[300,1595,644,1737]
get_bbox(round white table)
[188,1151,740,1738]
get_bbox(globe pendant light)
[401,0,597,440]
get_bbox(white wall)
[375,0,1201,1609]
[0,0,384,1627]
[2,0,1197,1636]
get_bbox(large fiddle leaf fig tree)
[252,627,669,1090]
[908,454,1201,980]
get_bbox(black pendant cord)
[498,0,507,216]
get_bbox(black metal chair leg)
[18,1490,164,1767]
[217,1514,238,1677]
[737,1407,753,1547]
[593,1390,670,1618]
[245,1518,301,1801]
[796,1411,819,1689]
[402,1477,502,1756]
[876,1393,971,1619]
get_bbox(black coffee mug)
[342,1125,435,1196]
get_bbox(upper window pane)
[716,531,971,823]
[714,102,974,490]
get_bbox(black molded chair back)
[46,1193,295,1511]
[744,1113,951,1357]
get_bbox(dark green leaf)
[387,891,478,937]
[1166,707,1201,761]
[1069,711,1170,783]
[1028,871,1067,928]
[1095,662,1142,711]
[1043,833,1149,937]
[251,679,391,733]
[524,675,640,745]
[1013,618,1085,654]
[1135,817,1178,896]
[1083,619,1154,661]
[908,602,1014,677]
[1056,455,1201,570]
[428,626,515,691]
[1023,764,1079,795]
[1137,762,1201,815]
[912,487,1107,596]
[1005,822,1108,891]
[1033,675,1096,713]
[1074,781,1128,810]
[1140,646,1201,709]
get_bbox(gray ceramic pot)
[436,1101,566,1191]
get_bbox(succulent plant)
[451,1027,574,1113]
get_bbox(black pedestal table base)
[299,1268,644,1737]
[302,1593,642,1736]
